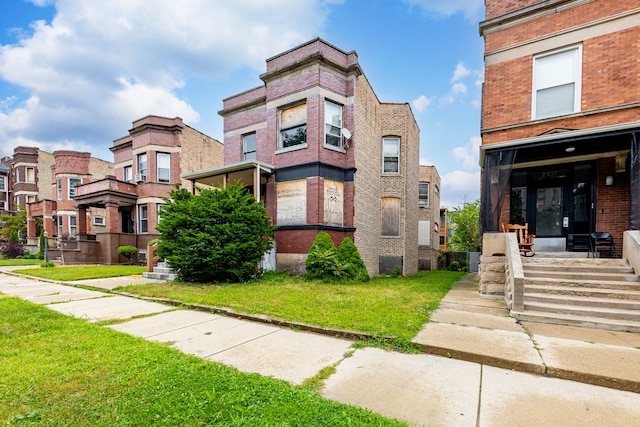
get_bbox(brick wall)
[595,157,629,246]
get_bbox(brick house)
[184,38,421,276]
[26,150,113,250]
[418,165,441,270]
[479,0,640,252]
[61,115,224,264]
[0,160,10,213]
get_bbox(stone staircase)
[514,257,640,333]
[143,261,177,281]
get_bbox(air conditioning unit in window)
[135,174,146,183]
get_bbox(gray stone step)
[143,272,177,281]
[525,277,640,291]
[526,292,640,310]
[151,267,174,274]
[512,309,640,333]
[523,300,640,322]
[525,284,640,300]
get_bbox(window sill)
[381,235,401,239]
[276,143,308,155]
[324,144,346,153]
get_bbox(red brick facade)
[480,0,640,252]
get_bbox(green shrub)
[40,261,55,268]
[305,232,346,281]
[336,237,369,282]
[117,246,139,265]
[38,230,45,258]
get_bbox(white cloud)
[451,62,470,83]
[451,82,467,96]
[440,170,481,209]
[403,0,484,21]
[0,0,333,158]
[451,136,481,170]
[412,95,434,114]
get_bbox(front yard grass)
[0,297,407,426]
[11,265,146,281]
[0,258,42,266]
[120,270,467,342]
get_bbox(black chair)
[589,232,617,258]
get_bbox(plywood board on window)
[277,180,307,225]
[281,104,307,129]
[324,180,343,226]
[381,197,400,237]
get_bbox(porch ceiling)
[74,190,138,208]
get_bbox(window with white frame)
[157,152,170,183]
[381,197,401,237]
[156,203,163,224]
[138,204,148,233]
[0,175,5,191]
[243,133,257,160]
[382,137,400,174]
[124,165,132,183]
[27,195,35,204]
[279,103,307,149]
[93,216,105,226]
[68,178,81,198]
[57,216,63,236]
[26,167,35,183]
[324,101,343,148]
[532,45,582,119]
[57,178,62,200]
[419,182,429,206]
[137,153,147,180]
[69,215,77,237]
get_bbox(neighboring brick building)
[0,159,9,213]
[185,39,421,276]
[479,0,640,252]
[7,147,55,212]
[418,165,441,270]
[63,116,224,264]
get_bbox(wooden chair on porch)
[502,223,536,257]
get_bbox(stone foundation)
[479,255,506,295]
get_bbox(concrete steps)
[143,261,177,281]
[517,257,640,332]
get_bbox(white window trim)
[324,100,344,150]
[419,182,430,206]
[93,216,105,226]
[68,177,81,199]
[25,166,35,183]
[382,137,401,174]
[242,133,257,160]
[0,175,6,191]
[532,44,582,120]
[68,215,77,237]
[157,152,171,183]
[138,204,148,234]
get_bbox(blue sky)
[0,0,484,208]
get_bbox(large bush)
[156,185,276,283]
[0,243,24,259]
[336,237,369,282]
[305,232,369,282]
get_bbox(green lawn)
[11,265,146,281]
[0,258,42,266]
[0,297,407,426]
[120,270,467,342]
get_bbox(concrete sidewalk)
[1,271,639,426]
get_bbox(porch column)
[43,214,55,240]
[76,205,88,239]
[104,202,120,264]
[26,215,37,245]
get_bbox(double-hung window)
[157,153,170,183]
[243,133,257,160]
[69,215,77,238]
[25,167,35,183]
[138,204,148,233]
[532,45,582,119]
[324,101,343,148]
[123,165,132,183]
[382,137,400,174]
[0,176,5,191]
[279,103,307,149]
[57,178,63,200]
[68,178,81,198]
[137,153,147,181]
[419,183,429,206]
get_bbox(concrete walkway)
[1,270,639,426]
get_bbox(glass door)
[536,187,562,236]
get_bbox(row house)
[479,0,640,253]
[184,39,422,276]
[0,160,9,213]
[418,165,441,270]
[63,116,224,264]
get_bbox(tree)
[118,246,139,265]
[336,237,369,282]
[156,185,277,283]
[305,231,344,281]
[448,199,481,252]
[0,207,26,243]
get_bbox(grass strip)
[120,270,467,341]
[0,297,407,426]
[11,265,146,281]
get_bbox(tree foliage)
[117,246,139,265]
[156,185,277,283]
[448,199,481,252]
[336,237,369,282]
[0,207,26,243]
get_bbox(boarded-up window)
[280,103,307,148]
[277,180,307,225]
[381,197,400,237]
[419,220,431,246]
[324,179,343,226]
